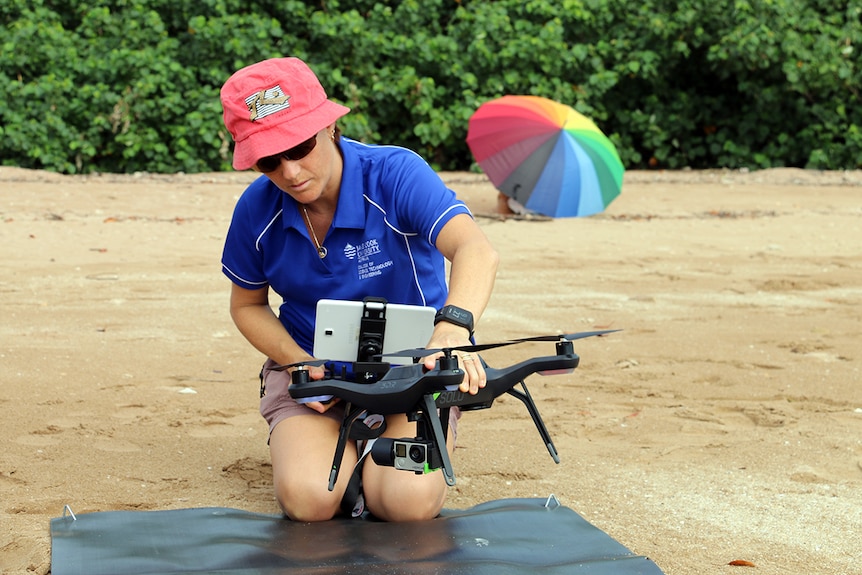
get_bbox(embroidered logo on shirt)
[343,239,382,260]
[357,239,381,260]
[245,86,290,121]
[346,239,392,280]
[358,260,393,280]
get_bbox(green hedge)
[1,0,860,173]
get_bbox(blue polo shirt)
[222,138,472,354]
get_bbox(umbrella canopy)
[467,95,624,217]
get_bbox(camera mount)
[354,296,390,382]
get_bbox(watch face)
[445,307,470,323]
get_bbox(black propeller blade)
[386,329,621,359]
[384,341,514,359]
[510,329,622,343]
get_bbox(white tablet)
[313,299,437,362]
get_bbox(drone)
[272,328,620,491]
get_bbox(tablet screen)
[313,299,436,362]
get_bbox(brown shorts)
[259,359,461,443]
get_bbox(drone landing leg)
[421,394,456,486]
[507,382,560,464]
[328,403,366,491]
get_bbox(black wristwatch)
[434,305,474,337]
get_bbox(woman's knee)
[275,478,342,522]
[267,414,353,521]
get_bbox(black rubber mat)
[51,497,665,575]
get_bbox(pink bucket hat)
[220,57,350,170]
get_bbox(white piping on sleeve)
[428,203,471,244]
[222,264,268,287]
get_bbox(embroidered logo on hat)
[245,85,290,122]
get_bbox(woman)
[219,57,499,522]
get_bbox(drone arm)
[289,363,464,414]
[434,354,579,411]
[484,354,579,397]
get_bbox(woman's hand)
[294,362,340,413]
[423,324,486,395]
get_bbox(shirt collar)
[280,138,365,230]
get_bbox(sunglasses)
[255,134,318,172]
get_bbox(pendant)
[317,246,327,258]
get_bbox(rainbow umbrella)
[467,95,624,218]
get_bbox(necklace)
[301,206,327,258]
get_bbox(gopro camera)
[371,438,433,473]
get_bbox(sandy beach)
[1,166,860,574]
